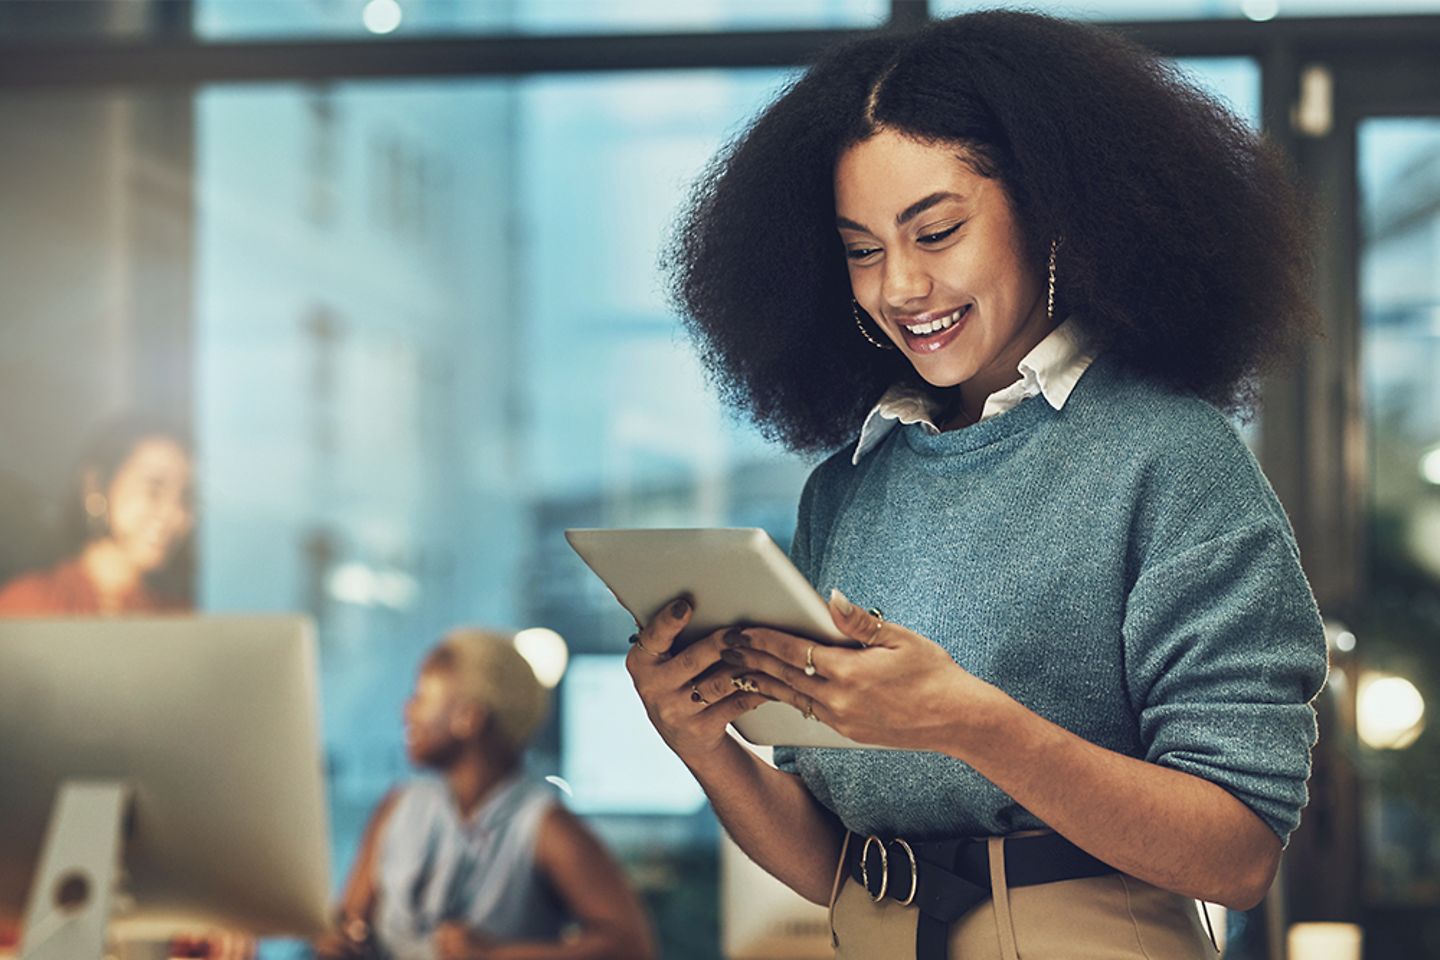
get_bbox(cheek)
[104,489,147,537]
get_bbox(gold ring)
[731,676,759,694]
[690,685,709,705]
[861,835,888,902]
[802,696,816,721]
[889,838,918,906]
[864,608,885,646]
[804,644,817,677]
[628,632,667,659]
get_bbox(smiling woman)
[835,132,1052,423]
[666,11,1314,453]
[0,413,195,615]
[643,10,1330,960]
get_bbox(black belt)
[843,832,1116,960]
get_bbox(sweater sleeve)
[772,467,824,777]
[1121,518,1328,844]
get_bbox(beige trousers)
[828,834,1219,960]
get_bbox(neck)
[444,747,518,820]
[945,299,1055,431]
[79,539,143,610]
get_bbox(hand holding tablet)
[564,528,874,749]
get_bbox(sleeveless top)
[373,774,567,958]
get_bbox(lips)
[895,303,971,354]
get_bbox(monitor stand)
[19,781,130,960]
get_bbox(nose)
[881,247,931,311]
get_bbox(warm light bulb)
[362,0,402,35]
[514,628,569,688]
[1421,446,1440,486]
[1357,673,1425,750]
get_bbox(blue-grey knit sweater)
[774,355,1328,845]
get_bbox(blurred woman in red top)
[0,415,194,615]
[0,417,242,958]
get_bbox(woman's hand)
[167,930,256,960]
[626,596,770,761]
[720,588,999,754]
[433,920,495,960]
[311,929,365,960]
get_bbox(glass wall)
[935,0,1440,20]
[195,68,809,957]
[195,0,888,39]
[1356,117,1440,953]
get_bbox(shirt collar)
[851,316,1095,465]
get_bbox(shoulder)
[0,561,82,614]
[384,777,447,828]
[797,444,861,513]
[1062,358,1294,565]
[1069,357,1247,448]
[533,803,608,875]
[1066,358,1266,489]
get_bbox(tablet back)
[565,527,868,749]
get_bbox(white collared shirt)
[851,317,1096,465]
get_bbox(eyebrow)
[835,191,966,234]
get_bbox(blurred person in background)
[315,628,654,960]
[0,415,252,960]
[0,414,195,615]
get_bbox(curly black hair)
[665,10,1317,454]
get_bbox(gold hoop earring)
[1047,238,1058,324]
[852,299,896,351]
[84,491,109,537]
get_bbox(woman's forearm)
[479,927,649,960]
[682,736,845,905]
[953,685,1280,910]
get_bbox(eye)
[918,222,963,245]
[845,245,881,262]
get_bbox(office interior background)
[1,0,1438,956]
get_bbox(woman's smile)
[894,303,971,353]
[835,129,1050,395]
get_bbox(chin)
[908,357,976,390]
[125,545,172,573]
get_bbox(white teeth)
[904,306,965,336]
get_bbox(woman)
[0,417,251,960]
[629,11,1328,959]
[0,415,194,615]
[315,629,655,960]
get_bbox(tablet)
[564,527,871,750]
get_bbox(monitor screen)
[560,654,707,815]
[0,616,331,942]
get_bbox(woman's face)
[404,667,465,767]
[100,437,194,573]
[835,128,1051,393]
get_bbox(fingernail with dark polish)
[671,598,690,618]
[721,649,744,665]
[723,628,748,647]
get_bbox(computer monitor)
[0,616,331,953]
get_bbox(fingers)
[736,671,830,723]
[828,588,895,648]
[690,664,758,706]
[720,634,828,693]
[700,690,770,726]
[630,594,694,661]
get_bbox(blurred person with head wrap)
[315,628,655,960]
